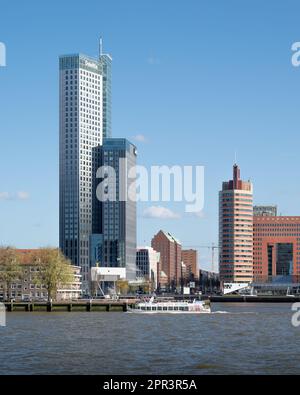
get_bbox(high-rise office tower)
[59,44,112,293]
[219,164,253,283]
[92,138,137,280]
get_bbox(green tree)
[116,279,129,295]
[32,248,74,302]
[140,281,152,294]
[0,247,22,300]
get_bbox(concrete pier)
[207,295,300,303]
[3,296,299,313]
[3,301,136,312]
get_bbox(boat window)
[157,306,162,311]
[146,306,151,311]
[163,306,168,311]
[174,306,179,311]
[141,306,146,311]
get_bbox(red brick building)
[181,249,199,280]
[151,230,182,288]
[253,216,300,280]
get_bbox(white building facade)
[136,247,160,290]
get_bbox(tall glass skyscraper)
[60,44,137,293]
[92,138,137,281]
[59,48,112,293]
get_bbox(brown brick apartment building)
[151,230,182,288]
[181,249,198,280]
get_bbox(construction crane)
[184,243,220,273]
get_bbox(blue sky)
[1,0,300,270]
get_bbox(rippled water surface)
[0,303,299,375]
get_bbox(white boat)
[127,297,211,314]
[287,287,296,297]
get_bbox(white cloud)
[16,191,30,200]
[0,192,10,200]
[132,134,148,143]
[191,211,205,218]
[143,206,180,219]
[0,191,30,201]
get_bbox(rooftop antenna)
[99,37,103,57]
[234,151,237,165]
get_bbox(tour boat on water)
[127,297,211,314]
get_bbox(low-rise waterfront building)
[199,270,220,293]
[0,250,82,301]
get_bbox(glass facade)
[254,206,277,217]
[94,138,137,281]
[99,54,112,139]
[136,249,150,279]
[276,243,293,276]
[267,244,273,276]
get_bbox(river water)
[0,303,299,375]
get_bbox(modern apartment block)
[219,164,253,283]
[181,249,199,280]
[91,138,137,281]
[253,216,300,280]
[151,230,182,288]
[254,205,277,217]
[59,46,112,293]
[136,247,160,289]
